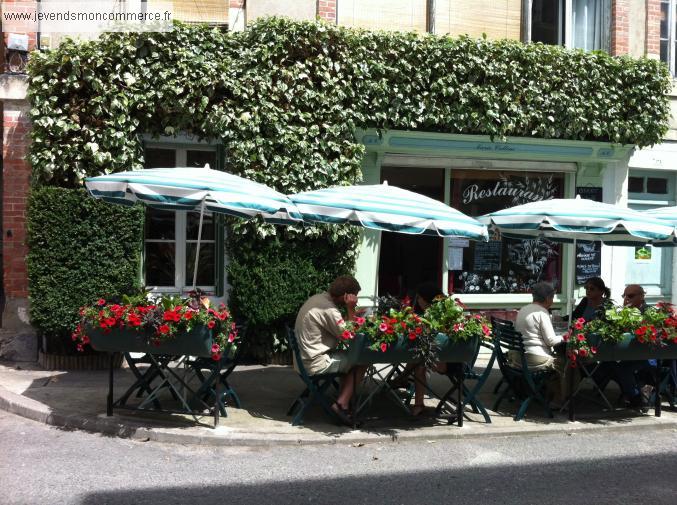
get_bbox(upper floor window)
[530,0,611,52]
[661,1,677,74]
[143,144,219,293]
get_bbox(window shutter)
[338,0,428,33]
[434,0,522,40]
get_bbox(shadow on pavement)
[79,452,677,505]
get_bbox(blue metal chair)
[492,322,556,421]
[285,327,342,426]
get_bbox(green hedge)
[25,18,672,356]
[26,187,144,352]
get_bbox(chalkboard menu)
[575,242,602,284]
[474,241,502,271]
[575,186,603,284]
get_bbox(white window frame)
[661,0,676,75]
[524,0,610,52]
[142,139,219,295]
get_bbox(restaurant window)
[448,170,565,294]
[530,0,611,52]
[143,146,218,292]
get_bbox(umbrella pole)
[566,238,577,322]
[191,201,205,290]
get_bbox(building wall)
[337,0,427,33]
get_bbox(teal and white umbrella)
[288,183,489,240]
[85,166,302,224]
[85,166,302,288]
[642,206,677,246]
[478,197,675,244]
[478,196,676,318]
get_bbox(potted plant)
[72,290,239,360]
[565,302,677,365]
[422,295,492,363]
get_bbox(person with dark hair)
[390,281,446,417]
[571,276,612,322]
[294,275,368,424]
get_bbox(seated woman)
[571,276,612,322]
[513,282,563,371]
[390,281,446,417]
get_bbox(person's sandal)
[410,404,426,417]
[331,402,354,426]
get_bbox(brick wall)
[646,0,661,58]
[2,103,30,299]
[1,0,39,52]
[317,0,337,23]
[611,0,630,55]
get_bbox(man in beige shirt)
[295,275,367,422]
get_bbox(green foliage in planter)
[27,187,144,353]
[25,18,672,356]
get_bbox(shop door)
[377,166,444,298]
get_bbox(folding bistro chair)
[435,337,497,424]
[492,323,557,421]
[285,327,342,426]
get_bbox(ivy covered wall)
[25,17,672,357]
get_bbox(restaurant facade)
[1,0,676,360]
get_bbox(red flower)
[211,353,222,361]
[207,320,216,329]
[481,324,491,336]
[380,342,388,352]
[211,344,221,354]
[402,296,412,307]
[579,348,587,357]
[76,344,84,352]
[408,332,416,340]
[81,335,90,345]
[573,319,585,330]
[342,330,352,340]
[415,326,422,335]
[183,310,195,321]
[228,333,236,343]
[576,334,585,342]
[97,298,106,306]
[158,324,170,334]
[590,346,598,354]
[636,326,647,337]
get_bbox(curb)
[2,384,677,447]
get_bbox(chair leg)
[493,377,504,394]
[514,396,532,421]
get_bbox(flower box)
[349,333,477,365]
[586,333,677,362]
[88,325,214,358]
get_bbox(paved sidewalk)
[1,358,675,446]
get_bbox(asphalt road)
[1,410,676,505]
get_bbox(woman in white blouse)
[513,282,563,370]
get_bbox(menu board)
[575,186,603,284]
[575,242,602,284]
[473,241,502,271]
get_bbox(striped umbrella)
[288,183,489,240]
[478,197,675,245]
[85,166,302,224]
[478,196,676,319]
[642,206,677,246]
[85,166,302,288]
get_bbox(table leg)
[655,359,662,418]
[457,365,463,427]
[214,359,221,428]
[568,363,575,422]
[107,353,114,416]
